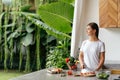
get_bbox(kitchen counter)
[10,69,120,80]
[104,60,120,69]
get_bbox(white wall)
[81,0,120,63]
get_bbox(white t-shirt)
[80,40,105,72]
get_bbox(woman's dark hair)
[87,22,99,38]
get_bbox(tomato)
[71,65,77,70]
[67,70,73,75]
[65,58,70,63]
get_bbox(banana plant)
[0,0,74,71]
[21,1,74,39]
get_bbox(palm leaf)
[37,2,74,33]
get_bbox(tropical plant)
[46,38,70,69]
[37,1,74,38]
[37,1,74,69]
[0,0,41,72]
[0,0,74,72]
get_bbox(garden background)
[0,0,74,75]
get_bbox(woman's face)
[86,26,96,36]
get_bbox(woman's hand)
[80,64,85,69]
[95,68,99,71]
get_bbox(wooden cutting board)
[111,69,120,74]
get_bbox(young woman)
[79,22,105,73]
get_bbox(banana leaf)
[7,26,23,41]
[23,14,71,39]
[10,11,71,39]
[21,33,33,46]
[37,2,74,33]
[26,22,35,33]
[47,36,56,43]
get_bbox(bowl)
[96,70,111,79]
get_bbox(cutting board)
[111,69,120,74]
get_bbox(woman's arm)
[95,52,105,71]
[79,51,85,69]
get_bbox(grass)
[0,70,27,80]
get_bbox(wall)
[81,0,120,63]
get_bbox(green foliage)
[4,11,9,70]
[38,2,74,33]
[0,70,26,80]
[21,4,32,12]
[46,38,70,69]
[44,0,58,3]
[21,33,33,47]
[35,27,41,70]
[69,56,75,63]
[25,47,31,72]
[69,56,76,66]
[0,11,71,71]
[0,0,74,72]
[23,14,71,39]
[26,23,35,33]
[59,0,74,3]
